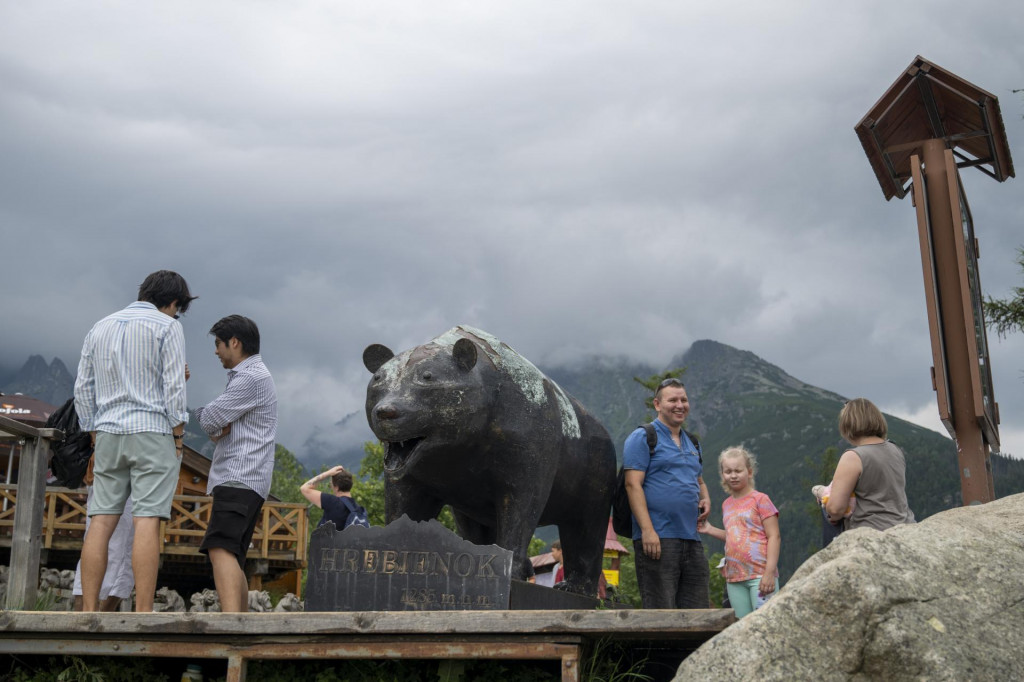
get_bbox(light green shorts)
[91,432,181,519]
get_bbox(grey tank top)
[845,441,915,531]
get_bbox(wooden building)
[0,400,308,600]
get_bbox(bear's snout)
[374,403,400,421]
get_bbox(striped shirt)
[74,301,188,435]
[194,354,277,499]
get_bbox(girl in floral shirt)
[699,446,780,617]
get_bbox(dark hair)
[654,377,685,399]
[209,315,261,355]
[550,540,561,551]
[331,469,354,492]
[138,270,197,314]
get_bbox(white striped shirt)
[194,354,277,499]
[74,301,188,434]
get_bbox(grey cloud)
[2,1,1023,457]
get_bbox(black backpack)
[44,398,93,489]
[611,424,701,538]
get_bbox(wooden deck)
[0,608,735,682]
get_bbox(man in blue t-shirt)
[623,378,711,608]
[300,465,361,528]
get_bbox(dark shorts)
[200,485,265,569]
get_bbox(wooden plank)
[44,483,57,549]
[0,636,584,682]
[0,609,735,638]
[0,415,61,441]
[1,610,733,682]
[5,437,52,610]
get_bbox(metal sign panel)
[944,149,1000,450]
[909,155,953,435]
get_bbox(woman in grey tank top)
[815,398,915,531]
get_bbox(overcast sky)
[2,1,1022,461]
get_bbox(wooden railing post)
[261,505,270,558]
[44,488,57,549]
[3,419,61,610]
[298,506,308,564]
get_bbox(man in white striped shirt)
[194,315,277,612]
[74,270,197,612]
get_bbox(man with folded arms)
[194,315,277,612]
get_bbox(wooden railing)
[0,485,308,564]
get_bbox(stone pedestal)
[306,516,514,612]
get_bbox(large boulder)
[677,493,1024,681]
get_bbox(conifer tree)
[984,247,1024,338]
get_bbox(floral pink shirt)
[722,490,779,583]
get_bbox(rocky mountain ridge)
[0,355,75,407]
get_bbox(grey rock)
[247,590,272,612]
[154,587,186,612]
[189,588,221,613]
[676,493,1024,681]
[274,593,303,612]
[39,568,63,589]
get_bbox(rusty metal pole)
[921,138,993,505]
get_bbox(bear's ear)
[363,344,395,373]
[452,338,478,372]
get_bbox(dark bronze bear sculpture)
[362,326,617,596]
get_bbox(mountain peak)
[1,355,76,406]
[21,355,49,373]
[677,340,843,402]
[681,339,765,370]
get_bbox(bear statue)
[362,326,617,596]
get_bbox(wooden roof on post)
[854,55,1015,200]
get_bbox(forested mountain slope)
[549,340,1024,579]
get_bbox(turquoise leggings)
[726,577,779,618]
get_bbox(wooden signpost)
[855,56,1015,504]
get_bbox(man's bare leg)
[80,515,119,612]
[132,517,162,612]
[209,548,248,612]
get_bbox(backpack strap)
[683,429,703,465]
[640,422,702,465]
[641,423,657,456]
[340,496,358,524]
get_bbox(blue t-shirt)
[622,419,702,541]
[318,494,354,529]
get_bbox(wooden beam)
[0,608,736,637]
[5,435,54,609]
